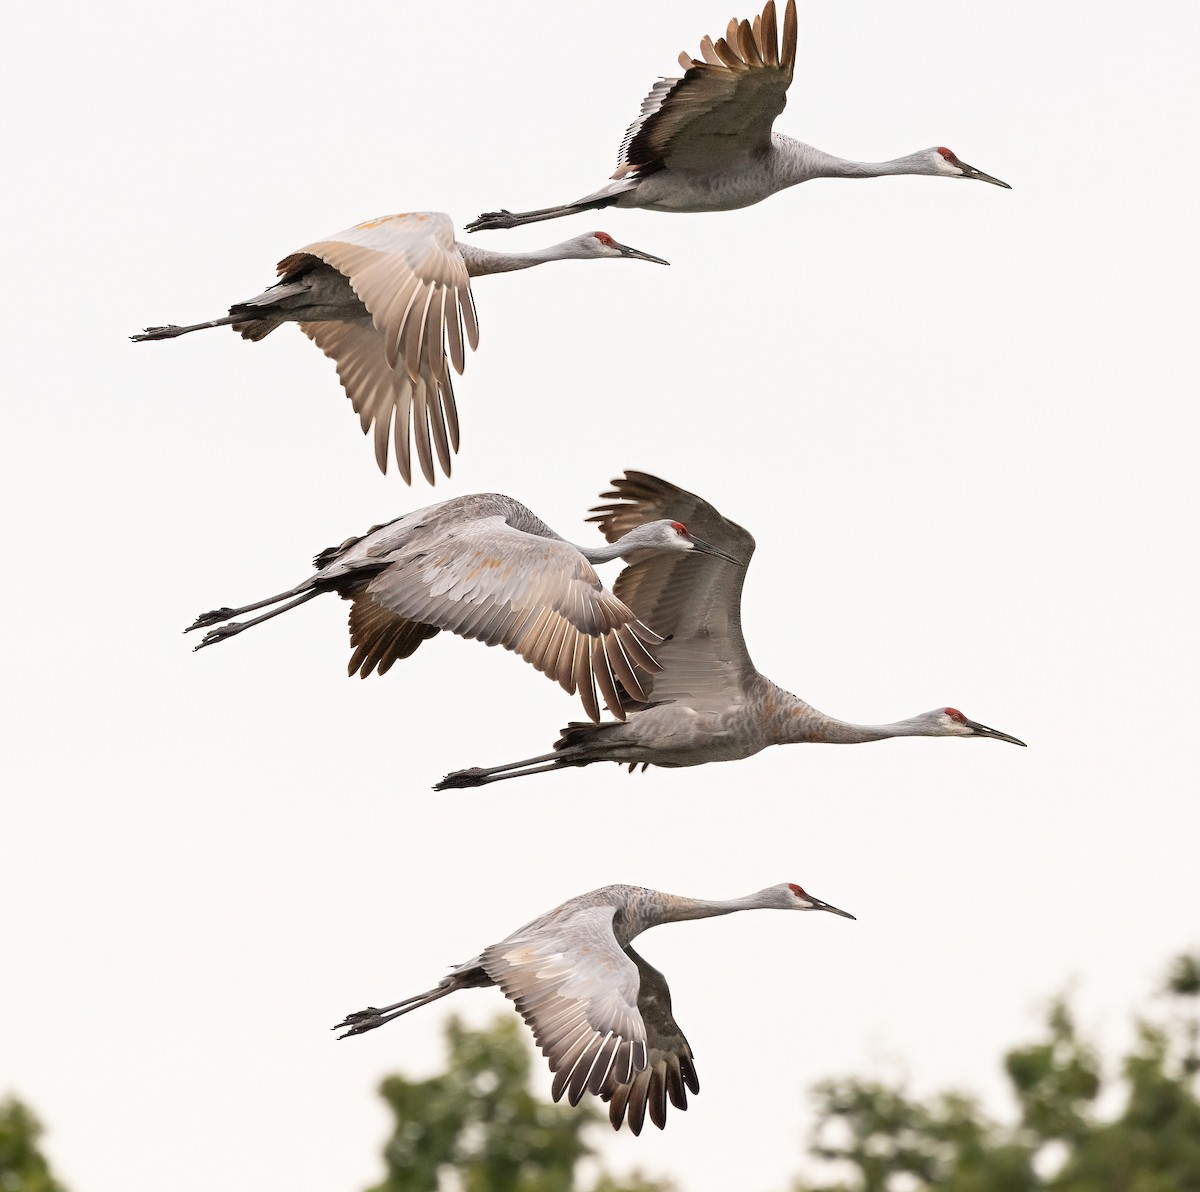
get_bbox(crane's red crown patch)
[594,232,616,246]
[789,883,808,898]
[944,707,967,722]
[671,520,688,536]
[937,147,958,163]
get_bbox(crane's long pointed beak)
[614,239,670,265]
[812,897,856,921]
[960,161,1012,189]
[965,718,1027,746]
[689,535,743,565]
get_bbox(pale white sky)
[3,1,1198,1190]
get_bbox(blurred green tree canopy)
[0,1096,67,1192]
[367,1014,676,1192]
[792,951,1200,1192]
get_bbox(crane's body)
[466,1,1008,234]
[437,472,1025,789]
[336,880,854,1134]
[132,213,666,484]
[187,489,738,724]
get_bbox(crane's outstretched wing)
[614,0,798,180]
[280,212,479,483]
[298,319,458,485]
[602,946,699,1135]
[588,471,757,710]
[482,905,651,1108]
[344,513,662,722]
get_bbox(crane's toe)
[333,1007,387,1038]
[464,210,516,233]
[434,767,491,790]
[194,622,246,650]
[186,607,238,633]
[130,324,184,341]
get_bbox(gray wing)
[587,471,757,710]
[602,946,699,1135]
[349,512,662,721]
[481,904,651,1108]
[614,0,798,179]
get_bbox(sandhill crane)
[336,880,854,1134]
[185,491,739,723]
[132,213,667,484]
[437,472,1025,788]
[466,0,1008,233]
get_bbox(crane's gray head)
[924,147,1011,188]
[568,231,670,265]
[914,707,1027,745]
[773,883,856,919]
[620,519,742,564]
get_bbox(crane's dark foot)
[131,324,185,342]
[434,767,492,790]
[464,209,518,233]
[333,1007,389,1038]
[186,607,239,633]
[193,621,246,650]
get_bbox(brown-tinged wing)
[614,0,798,178]
[587,471,757,709]
[298,318,459,484]
[601,945,699,1134]
[352,514,662,722]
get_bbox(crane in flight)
[132,213,667,484]
[335,880,854,1134]
[438,472,1025,788]
[467,0,1008,233]
[185,490,738,724]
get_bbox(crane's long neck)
[575,539,629,565]
[775,136,935,185]
[624,889,786,941]
[458,243,577,277]
[763,684,928,745]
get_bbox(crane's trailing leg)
[131,314,249,341]
[188,589,320,650]
[435,750,584,790]
[464,188,629,233]
[335,983,459,1038]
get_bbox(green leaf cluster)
[792,953,1200,1192]
[368,1015,676,1192]
[0,1097,67,1192]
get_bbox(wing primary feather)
[445,292,466,374]
[440,370,461,453]
[760,0,779,66]
[739,18,764,66]
[573,636,600,723]
[392,383,413,484]
[591,636,623,721]
[782,0,798,73]
[412,376,436,486]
